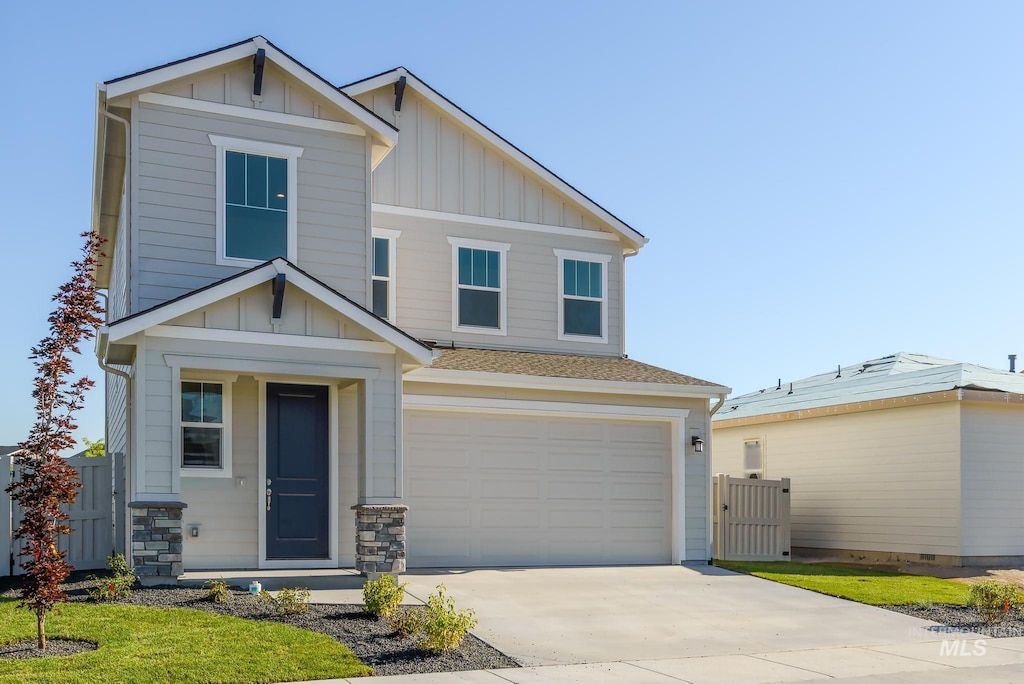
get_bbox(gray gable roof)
[715,352,1024,421]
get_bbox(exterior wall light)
[691,436,705,453]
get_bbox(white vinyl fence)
[1,453,115,576]
[713,473,792,562]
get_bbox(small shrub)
[363,574,407,618]
[911,597,934,611]
[968,581,1019,623]
[88,554,136,601]
[204,579,230,603]
[390,606,424,638]
[416,584,478,653]
[260,587,311,614]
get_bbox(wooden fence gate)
[1,453,115,576]
[713,473,792,562]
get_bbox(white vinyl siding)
[959,402,1024,558]
[713,402,963,557]
[131,99,368,314]
[404,410,672,567]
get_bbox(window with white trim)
[180,380,232,476]
[371,228,400,322]
[209,135,303,266]
[555,249,611,343]
[448,237,510,335]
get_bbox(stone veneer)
[353,504,408,578]
[128,501,187,578]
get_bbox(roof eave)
[407,366,730,399]
[342,68,647,251]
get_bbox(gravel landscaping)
[1,572,519,677]
[884,603,1024,639]
[0,639,96,660]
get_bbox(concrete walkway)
[182,565,1024,683]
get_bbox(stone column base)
[128,501,187,581]
[352,504,408,579]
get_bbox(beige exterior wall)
[713,402,963,558]
[960,402,1024,559]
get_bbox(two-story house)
[90,36,729,580]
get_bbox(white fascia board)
[405,367,731,399]
[347,70,646,250]
[279,263,432,365]
[404,394,689,421]
[104,42,257,99]
[374,204,620,244]
[106,259,432,365]
[140,93,366,137]
[104,38,396,148]
[147,325,396,355]
[107,265,278,342]
[259,41,396,147]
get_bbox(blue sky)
[2,1,1022,450]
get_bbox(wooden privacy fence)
[1,453,116,577]
[713,473,792,562]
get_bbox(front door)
[266,383,330,560]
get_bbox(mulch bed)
[0,572,519,676]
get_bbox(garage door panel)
[547,480,605,500]
[405,410,672,567]
[479,449,540,470]
[407,475,471,499]
[480,508,540,528]
[611,481,667,501]
[547,450,606,472]
[480,478,540,499]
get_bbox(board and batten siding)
[713,402,963,557]
[355,89,610,233]
[959,402,1024,559]
[376,211,623,355]
[130,99,368,313]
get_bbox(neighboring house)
[90,36,729,579]
[712,352,1024,567]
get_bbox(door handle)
[266,488,272,511]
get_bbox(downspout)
[707,392,728,564]
[621,247,639,355]
[96,336,133,563]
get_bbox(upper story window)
[209,135,303,266]
[554,249,612,343]
[371,228,400,322]
[180,379,233,477]
[448,237,510,336]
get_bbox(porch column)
[128,501,187,581]
[352,503,408,579]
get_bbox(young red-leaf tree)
[7,231,104,650]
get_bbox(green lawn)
[716,560,973,606]
[0,598,371,683]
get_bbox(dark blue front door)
[266,383,329,559]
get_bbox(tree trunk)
[37,611,46,650]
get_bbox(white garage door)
[404,410,673,567]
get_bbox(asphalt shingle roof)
[714,352,1024,421]
[428,348,725,387]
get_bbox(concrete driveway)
[400,564,950,667]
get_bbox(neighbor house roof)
[424,348,725,389]
[714,352,1024,422]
